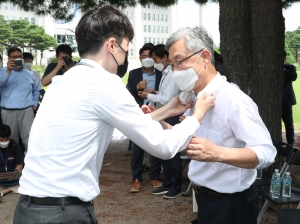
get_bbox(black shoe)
[190,219,198,224]
[163,189,181,199]
[141,165,150,173]
[152,186,170,195]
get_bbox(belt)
[192,184,222,198]
[22,195,90,206]
[2,106,31,110]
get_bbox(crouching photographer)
[41,44,76,87]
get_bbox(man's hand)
[56,57,65,70]
[186,137,221,162]
[138,91,148,99]
[6,60,15,74]
[192,93,215,123]
[179,114,186,122]
[137,80,147,90]
[144,89,156,94]
[32,106,37,111]
[141,104,156,114]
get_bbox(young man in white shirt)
[13,6,215,224]
[166,26,277,224]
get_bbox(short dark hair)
[139,43,154,56]
[56,44,72,57]
[150,44,169,58]
[75,5,134,57]
[0,124,11,138]
[8,47,22,57]
[23,52,34,60]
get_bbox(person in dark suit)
[126,43,162,193]
[283,51,297,146]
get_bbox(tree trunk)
[40,51,43,66]
[219,0,285,172]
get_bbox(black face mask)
[111,42,129,78]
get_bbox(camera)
[62,56,73,67]
[13,59,24,67]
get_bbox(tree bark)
[219,0,285,172]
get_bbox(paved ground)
[0,131,299,224]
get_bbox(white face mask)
[23,62,33,70]
[154,63,164,71]
[141,58,154,68]
[0,141,9,148]
[172,52,206,104]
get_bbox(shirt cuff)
[147,93,155,101]
[250,144,276,169]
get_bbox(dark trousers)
[13,195,97,224]
[162,152,182,192]
[161,115,182,192]
[131,143,161,181]
[282,105,295,145]
[195,185,258,224]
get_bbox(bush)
[49,57,58,63]
[72,56,81,62]
[32,65,46,76]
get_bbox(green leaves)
[0,16,58,53]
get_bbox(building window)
[147,4,150,8]
[4,16,8,20]
[31,18,35,24]
[2,2,7,10]
[24,17,28,21]
[143,13,146,20]
[148,25,151,33]
[55,34,66,43]
[156,26,159,33]
[164,15,168,22]
[157,37,160,44]
[165,26,168,33]
[152,4,155,9]
[144,25,147,32]
[148,13,151,20]
[148,37,151,43]
[18,17,22,20]
[165,38,168,44]
[160,14,163,21]
[10,2,14,10]
[125,11,128,17]
[152,13,155,21]
[129,12,133,19]
[161,26,164,33]
[16,5,21,11]
[156,14,159,21]
[153,37,156,44]
[152,25,155,33]
[10,16,15,20]
[130,49,133,56]
[144,37,147,44]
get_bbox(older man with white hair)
[166,26,277,224]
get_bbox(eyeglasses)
[9,55,23,59]
[171,49,203,70]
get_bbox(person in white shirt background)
[138,44,183,199]
[13,6,215,224]
[22,52,42,89]
[165,26,276,224]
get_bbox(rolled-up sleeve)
[94,77,200,160]
[228,97,277,168]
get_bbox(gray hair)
[166,26,215,64]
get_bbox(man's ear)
[202,50,210,64]
[106,38,116,54]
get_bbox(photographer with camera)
[41,44,75,87]
[0,47,40,155]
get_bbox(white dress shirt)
[147,66,180,108]
[187,73,276,193]
[19,59,201,201]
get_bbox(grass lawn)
[292,71,300,130]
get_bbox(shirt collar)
[194,72,227,99]
[80,59,104,70]
[142,67,156,75]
